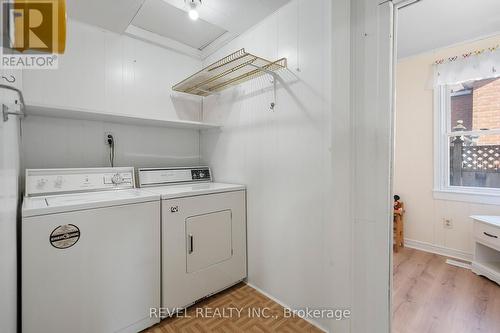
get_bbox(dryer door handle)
[188,234,194,254]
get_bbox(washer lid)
[143,182,245,199]
[22,189,159,217]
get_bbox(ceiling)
[66,0,290,57]
[398,0,500,58]
[66,0,145,33]
[131,0,226,50]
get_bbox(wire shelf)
[173,48,287,97]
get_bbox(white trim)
[392,0,421,7]
[450,89,472,97]
[433,188,500,205]
[200,32,239,60]
[125,25,203,59]
[446,259,472,270]
[404,238,473,261]
[245,282,328,333]
[434,85,447,192]
[434,83,500,202]
[471,262,500,285]
[447,128,500,137]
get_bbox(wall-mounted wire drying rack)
[173,48,287,110]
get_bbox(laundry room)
[1,1,425,333]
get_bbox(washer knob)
[36,178,47,188]
[54,176,63,188]
[111,173,123,185]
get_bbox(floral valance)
[434,45,500,86]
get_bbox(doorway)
[391,1,500,332]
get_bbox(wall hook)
[2,75,16,83]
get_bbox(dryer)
[137,167,247,313]
[22,167,161,333]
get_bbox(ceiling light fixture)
[186,0,201,21]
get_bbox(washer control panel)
[26,167,135,196]
[138,167,212,187]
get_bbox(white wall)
[6,18,205,331]
[200,0,352,331]
[350,1,393,332]
[23,19,202,122]
[11,3,396,332]
[394,34,500,258]
[21,116,201,171]
[20,19,204,173]
[0,70,22,333]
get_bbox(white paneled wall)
[201,0,351,331]
[23,19,202,122]
[20,19,204,173]
[0,69,22,333]
[21,116,201,171]
[350,1,393,332]
[10,3,396,332]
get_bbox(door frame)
[387,0,422,331]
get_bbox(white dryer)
[22,167,161,333]
[137,167,247,313]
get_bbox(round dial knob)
[54,176,63,188]
[111,173,123,185]
[36,179,47,188]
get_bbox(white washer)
[137,167,247,313]
[22,167,161,333]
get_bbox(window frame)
[433,84,500,204]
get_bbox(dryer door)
[186,210,232,273]
[162,190,246,311]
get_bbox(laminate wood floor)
[393,247,500,333]
[142,283,323,333]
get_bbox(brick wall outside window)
[450,77,500,145]
[451,93,472,130]
[472,78,500,144]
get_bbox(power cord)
[107,134,115,167]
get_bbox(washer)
[137,167,247,313]
[22,167,161,333]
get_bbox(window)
[435,77,500,202]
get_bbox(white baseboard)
[446,259,472,270]
[404,238,473,262]
[245,282,329,333]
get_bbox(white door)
[0,69,22,333]
[186,210,232,273]
[162,191,246,312]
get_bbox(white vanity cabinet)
[471,215,500,285]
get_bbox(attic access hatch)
[173,48,287,109]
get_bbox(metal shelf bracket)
[246,62,278,111]
[2,103,24,122]
[1,84,26,122]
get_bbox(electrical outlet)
[443,218,453,229]
[105,132,114,145]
